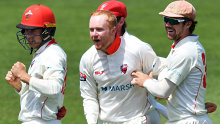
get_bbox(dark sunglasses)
[163,16,186,25]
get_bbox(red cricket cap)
[92,0,127,18]
[16,5,55,30]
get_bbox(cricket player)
[92,0,168,123]
[131,0,212,123]
[80,10,165,124]
[5,5,67,124]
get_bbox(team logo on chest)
[120,64,128,74]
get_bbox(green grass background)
[0,0,219,123]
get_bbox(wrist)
[20,73,31,84]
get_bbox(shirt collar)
[171,34,199,49]
[35,39,57,54]
[106,34,121,55]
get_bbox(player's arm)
[79,55,99,124]
[131,71,176,98]
[140,44,166,77]
[29,55,67,97]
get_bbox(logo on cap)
[100,3,108,10]
[25,10,33,20]
[169,4,175,9]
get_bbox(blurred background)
[0,0,219,123]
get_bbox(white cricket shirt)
[164,35,208,121]
[18,39,67,122]
[80,34,163,123]
[123,31,157,114]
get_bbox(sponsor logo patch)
[101,83,134,92]
[80,72,86,81]
[95,70,105,75]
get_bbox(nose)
[165,21,172,27]
[94,29,99,35]
[90,29,98,37]
[26,34,34,40]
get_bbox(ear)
[185,21,192,29]
[118,17,125,27]
[111,26,117,36]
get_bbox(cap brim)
[16,24,41,30]
[159,12,184,18]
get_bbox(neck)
[174,32,192,46]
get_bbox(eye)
[96,28,104,32]
[89,28,94,32]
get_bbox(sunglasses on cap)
[163,16,186,25]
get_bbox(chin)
[167,36,174,40]
[95,46,102,50]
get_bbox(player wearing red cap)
[91,1,168,123]
[131,0,213,123]
[5,5,67,124]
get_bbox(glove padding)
[57,106,67,120]
[205,102,217,113]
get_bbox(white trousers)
[166,114,212,124]
[22,119,61,124]
[98,115,151,124]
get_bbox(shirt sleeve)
[79,54,99,124]
[166,50,194,86]
[143,78,176,98]
[140,44,166,76]
[140,44,157,74]
[29,53,67,98]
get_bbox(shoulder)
[123,32,154,51]
[80,45,97,64]
[45,44,67,58]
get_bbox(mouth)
[166,27,175,34]
[93,39,100,43]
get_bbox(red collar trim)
[107,34,121,55]
[46,39,57,47]
[171,45,175,49]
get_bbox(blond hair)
[92,10,117,29]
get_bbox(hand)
[131,71,153,87]
[11,62,26,79]
[5,71,21,91]
[57,106,67,120]
[205,102,217,113]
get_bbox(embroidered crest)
[120,64,128,74]
[100,3,108,10]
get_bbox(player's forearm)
[83,99,99,124]
[13,81,22,92]
[143,78,176,98]
[29,77,63,96]
[81,88,99,124]
[19,72,32,85]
